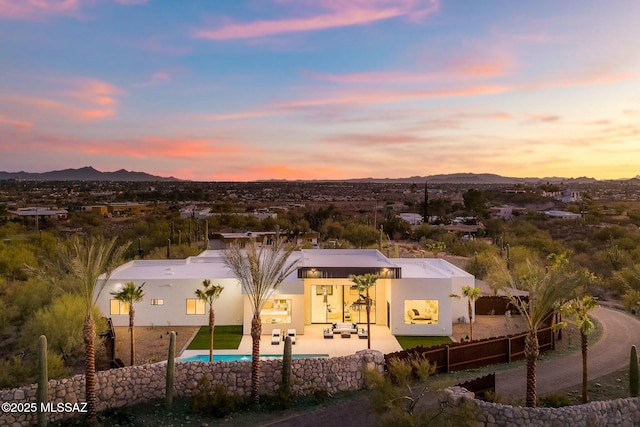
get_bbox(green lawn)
[395,335,452,350]
[187,325,243,350]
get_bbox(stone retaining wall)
[443,387,640,427]
[0,350,384,426]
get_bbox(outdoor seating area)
[332,322,358,334]
[323,328,333,339]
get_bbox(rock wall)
[0,350,384,426]
[443,386,640,427]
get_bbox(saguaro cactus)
[166,331,176,409]
[37,335,48,427]
[631,345,639,397]
[282,336,292,395]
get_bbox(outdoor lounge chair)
[323,328,333,339]
[286,329,297,344]
[271,329,281,345]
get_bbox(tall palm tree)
[223,236,298,404]
[111,281,145,366]
[349,273,378,350]
[501,257,583,407]
[34,235,129,425]
[195,279,224,362]
[449,285,482,341]
[559,295,598,403]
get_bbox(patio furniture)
[286,329,297,345]
[341,332,351,339]
[358,328,368,339]
[332,322,358,334]
[323,328,333,339]
[271,329,281,345]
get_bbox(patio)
[179,324,403,360]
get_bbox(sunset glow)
[1,0,638,181]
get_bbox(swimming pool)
[182,354,329,362]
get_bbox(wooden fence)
[385,325,555,374]
[456,373,495,400]
[475,296,525,315]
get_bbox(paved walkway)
[262,307,640,427]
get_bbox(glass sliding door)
[344,285,376,324]
[311,284,376,324]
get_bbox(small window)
[186,298,206,315]
[151,299,164,306]
[110,300,129,315]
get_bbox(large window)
[186,298,206,315]
[260,299,291,324]
[404,300,438,324]
[110,300,129,315]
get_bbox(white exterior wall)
[98,277,243,327]
[389,275,471,336]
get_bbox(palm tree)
[558,295,598,403]
[223,236,298,404]
[501,257,583,407]
[349,273,378,350]
[33,235,129,425]
[195,279,224,362]
[449,285,482,341]
[111,281,145,366]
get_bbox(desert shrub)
[0,351,68,389]
[538,392,572,408]
[190,377,238,418]
[365,356,477,426]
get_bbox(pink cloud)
[275,84,509,109]
[134,70,172,87]
[194,0,439,40]
[0,114,32,130]
[114,0,149,5]
[5,77,125,121]
[0,0,82,20]
[323,132,436,147]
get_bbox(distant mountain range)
[0,167,638,184]
[0,166,180,182]
[346,173,603,185]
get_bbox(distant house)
[543,210,581,220]
[8,207,68,220]
[489,205,527,220]
[107,202,152,216]
[542,189,582,203]
[399,213,423,225]
[96,249,473,337]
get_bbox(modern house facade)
[96,249,473,337]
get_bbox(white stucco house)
[96,249,474,337]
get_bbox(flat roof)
[299,249,396,268]
[392,258,474,279]
[108,249,471,282]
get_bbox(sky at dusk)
[1,0,639,181]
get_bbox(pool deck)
[179,324,403,361]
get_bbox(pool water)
[182,354,329,362]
